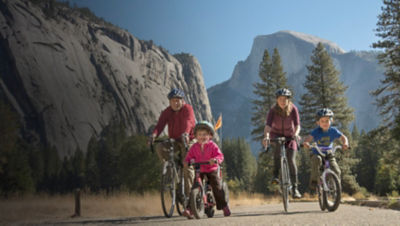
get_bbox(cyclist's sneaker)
[271,177,279,185]
[223,205,231,217]
[292,188,302,199]
[183,208,193,219]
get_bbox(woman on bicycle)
[262,88,302,199]
[302,108,348,189]
[183,121,231,219]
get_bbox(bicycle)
[188,160,229,219]
[151,137,188,218]
[309,143,342,212]
[265,137,294,212]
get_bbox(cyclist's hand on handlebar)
[209,158,218,165]
[147,134,155,147]
[262,137,270,148]
[342,143,349,150]
[181,133,189,148]
[302,142,311,149]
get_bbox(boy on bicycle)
[149,88,196,196]
[183,121,231,219]
[302,108,349,189]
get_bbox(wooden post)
[72,188,81,217]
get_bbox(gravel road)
[44,202,400,226]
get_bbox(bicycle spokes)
[323,173,341,212]
[161,165,176,218]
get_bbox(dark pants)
[200,170,227,210]
[155,141,194,197]
[272,143,299,186]
[310,154,341,183]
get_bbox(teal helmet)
[194,121,215,136]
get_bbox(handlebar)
[264,136,296,152]
[188,160,218,166]
[150,133,189,152]
[308,143,342,157]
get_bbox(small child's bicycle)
[309,143,342,212]
[188,160,229,219]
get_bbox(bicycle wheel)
[176,169,186,216]
[280,158,290,212]
[323,172,341,212]
[205,191,215,218]
[190,187,204,219]
[161,163,176,218]
[317,180,326,211]
[176,182,184,216]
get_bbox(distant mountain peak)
[256,30,346,54]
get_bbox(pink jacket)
[184,140,224,173]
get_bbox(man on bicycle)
[149,88,196,196]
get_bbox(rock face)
[0,0,213,157]
[208,31,383,151]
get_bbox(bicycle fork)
[280,147,292,190]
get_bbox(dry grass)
[0,191,287,223]
[0,192,162,224]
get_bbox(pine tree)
[271,48,289,90]
[299,43,354,134]
[222,137,256,192]
[351,123,360,143]
[251,48,288,142]
[251,49,273,142]
[299,43,359,194]
[372,0,400,137]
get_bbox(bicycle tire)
[176,184,184,216]
[176,168,186,216]
[281,157,290,212]
[317,182,326,211]
[205,191,215,218]
[323,172,341,212]
[190,187,204,219]
[161,163,176,218]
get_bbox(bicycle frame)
[191,162,217,206]
[189,161,218,219]
[310,144,341,191]
[266,137,293,212]
[153,137,187,217]
[310,143,342,212]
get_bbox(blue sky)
[70,0,383,88]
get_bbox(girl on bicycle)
[183,121,231,219]
[302,108,349,189]
[262,88,302,199]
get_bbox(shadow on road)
[48,215,190,225]
[232,209,324,218]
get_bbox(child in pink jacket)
[183,121,230,218]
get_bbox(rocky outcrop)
[0,0,213,157]
[208,31,384,152]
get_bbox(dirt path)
[40,202,399,225]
